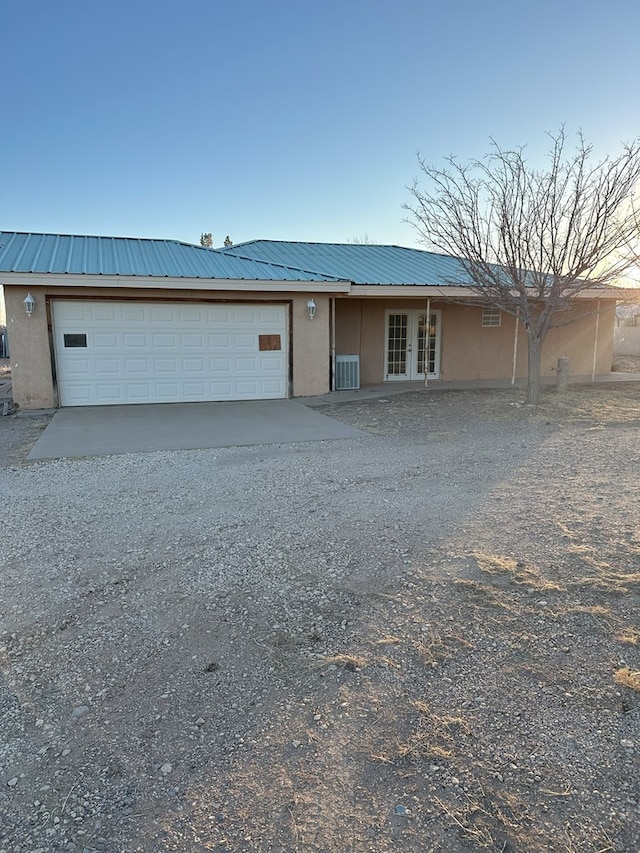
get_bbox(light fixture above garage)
[307,298,317,320]
[23,293,35,316]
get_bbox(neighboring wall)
[336,298,614,383]
[5,285,331,409]
[614,326,640,356]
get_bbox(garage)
[52,300,289,406]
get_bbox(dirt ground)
[1,382,640,853]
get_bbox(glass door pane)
[387,314,408,376]
[415,312,438,377]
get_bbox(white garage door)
[53,300,288,406]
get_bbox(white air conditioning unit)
[335,355,360,390]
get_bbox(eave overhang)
[347,285,631,300]
[0,272,351,293]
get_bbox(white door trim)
[384,309,441,381]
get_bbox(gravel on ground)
[1,382,639,852]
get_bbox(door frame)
[384,308,441,381]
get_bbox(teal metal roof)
[221,240,472,286]
[0,232,342,282]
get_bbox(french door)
[385,309,441,380]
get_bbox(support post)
[511,314,519,385]
[330,297,336,391]
[424,297,431,388]
[557,357,569,392]
[591,299,601,382]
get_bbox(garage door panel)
[207,306,231,322]
[181,333,205,348]
[210,357,232,373]
[91,304,118,321]
[94,359,120,376]
[64,385,93,404]
[94,333,119,349]
[209,333,231,349]
[53,301,289,406]
[182,358,204,372]
[123,333,148,348]
[63,359,91,376]
[152,333,176,347]
[124,358,151,373]
[259,354,285,370]
[234,333,256,349]
[157,385,179,400]
[121,305,147,322]
[150,305,175,322]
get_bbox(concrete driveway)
[26,399,364,461]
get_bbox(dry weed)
[313,653,366,671]
[550,604,613,621]
[411,632,452,666]
[613,667,640,691]
[433,796,495,848]
[616,627,640,646]
[392,702,471,763]
[570,563,640,595]
[471,551,565,591]
[454,578,519,613]
[434,786,533,850]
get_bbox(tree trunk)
[526,332,544,405]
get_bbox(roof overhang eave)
[347,284,628,300]
[348,285,482,297]
[0,272,352,293]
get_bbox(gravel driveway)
[1,385,639,852]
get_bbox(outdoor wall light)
[307,298,317,320]
[23,293,35,317]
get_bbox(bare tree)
[405,129,640,404]
[200,233,213,248]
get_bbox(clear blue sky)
[2,0,639,248]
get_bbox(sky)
[2,0,639,249]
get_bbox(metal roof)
[221,240,472,286]
[0,232,342,282]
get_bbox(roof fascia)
[348,285,624,300]
[0,272,351,293]
[348,285,482,297]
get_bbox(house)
[0,231,622,410]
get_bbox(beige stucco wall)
[336,298,615,383]
[5,285,331,409]
[291,293,330,396]
[542,301,614,377]
[5,285,56,408]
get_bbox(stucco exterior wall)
[291,293,330,396]
[5,285,331,408]
[5,285,55,408]
[543,301,614,376]
[439,304,519,380]
[336,298,615,384]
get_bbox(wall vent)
[335,355,360,390]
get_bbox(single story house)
[0,231,622,410]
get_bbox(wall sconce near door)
[23,293,35,317]
[307,298,317,320]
